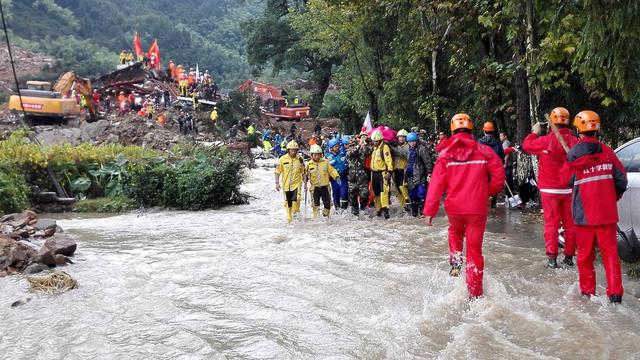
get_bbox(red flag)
[133,32,143,59]
[147,39,161,69]
[361,111,373,133]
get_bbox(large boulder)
[79,119,110,141]
[35,219,57,237]
[35,245,56,266]
[44,236,77,256]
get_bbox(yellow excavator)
[8,71,98,123]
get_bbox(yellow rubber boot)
[374,197,382,210]
[399,185,409,207]
[286,207,293,223]
[313,205,319,217]
[322,208,330,217]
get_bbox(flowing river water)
[2,159,640,359]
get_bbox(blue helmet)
[407,132,419,142]
[328,138,340,148]
[341,135,350,145]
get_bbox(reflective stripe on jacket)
[560,137,628,225]
[522,128,579,192]
[423,132,505,216]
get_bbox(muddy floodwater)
[1,159,640,359]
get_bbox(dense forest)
[244,0,640,145]
[3,0,263,82]
[3,0,640,144]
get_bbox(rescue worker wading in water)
[370,130,393,219]
[522,107,579,269]
[393,129,410,211]
[560,110,628,304]
[275,141,306,223]
[423,113,505,299]
[306,144,340,217]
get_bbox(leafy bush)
[73,196,137,213]
[0,163,29,216]
[122,146,247,210]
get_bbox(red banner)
[147,39,161,69]
[133,32,143,59]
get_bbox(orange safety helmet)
[573,110,601,133]
[482,121,495,132]
[450,113,473,132]
[550,107,570,125]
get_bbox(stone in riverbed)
[24,263,50,274]
[54,254,72,266]
[35,246,56,266]
[44,236,77,256]
[35,219,57,232]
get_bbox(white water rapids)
[1,159,640,359]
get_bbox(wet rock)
[54,254,72,266]
[24,263,49,274]
[35,219,57,231]
[0,235,15,248]
[44,236,77,256]
[0,214,15,223]
[35,246,56,266]
[10,298,32,308]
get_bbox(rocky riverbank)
[0,211,77,277]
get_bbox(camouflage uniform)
[347,142,372,215]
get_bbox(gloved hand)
[334,178,342,186]
[532,122,542,135]
[384,172,391,182]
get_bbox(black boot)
[546,257,559,269]
[376,209,383,217]
[562,256,574,267]
[351,206,359,216]
[411,201,419,217]
[609,294,622,304]
[360,197,368,210]
[383,208,390,219]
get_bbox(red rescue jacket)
[522,128,579,193]
[559,137,627,225]
[423,132,505,216]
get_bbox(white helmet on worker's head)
[310,144,323,154]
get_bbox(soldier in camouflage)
[347,131,373,216]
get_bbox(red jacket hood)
[439,133,478,162]
[567,137,604,170]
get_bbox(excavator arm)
[53,72,98,122]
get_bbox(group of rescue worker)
[167,60,218,99]
[274,108,628,303]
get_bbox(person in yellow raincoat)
[275,141,306,223]
[370,130,393,219]
[394,129,410,211]
[210,107,218,126]
[305,144,340,217]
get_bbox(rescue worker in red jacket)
[522,107,579,269]
[560,110,627,304]
[423,113,505,298]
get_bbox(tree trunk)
[310,59,333,116]
[432,49,439,132]
[515,30,531,142]
[368,90,379,123]
[524,0,540,123]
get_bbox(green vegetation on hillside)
[4,0,263,83]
